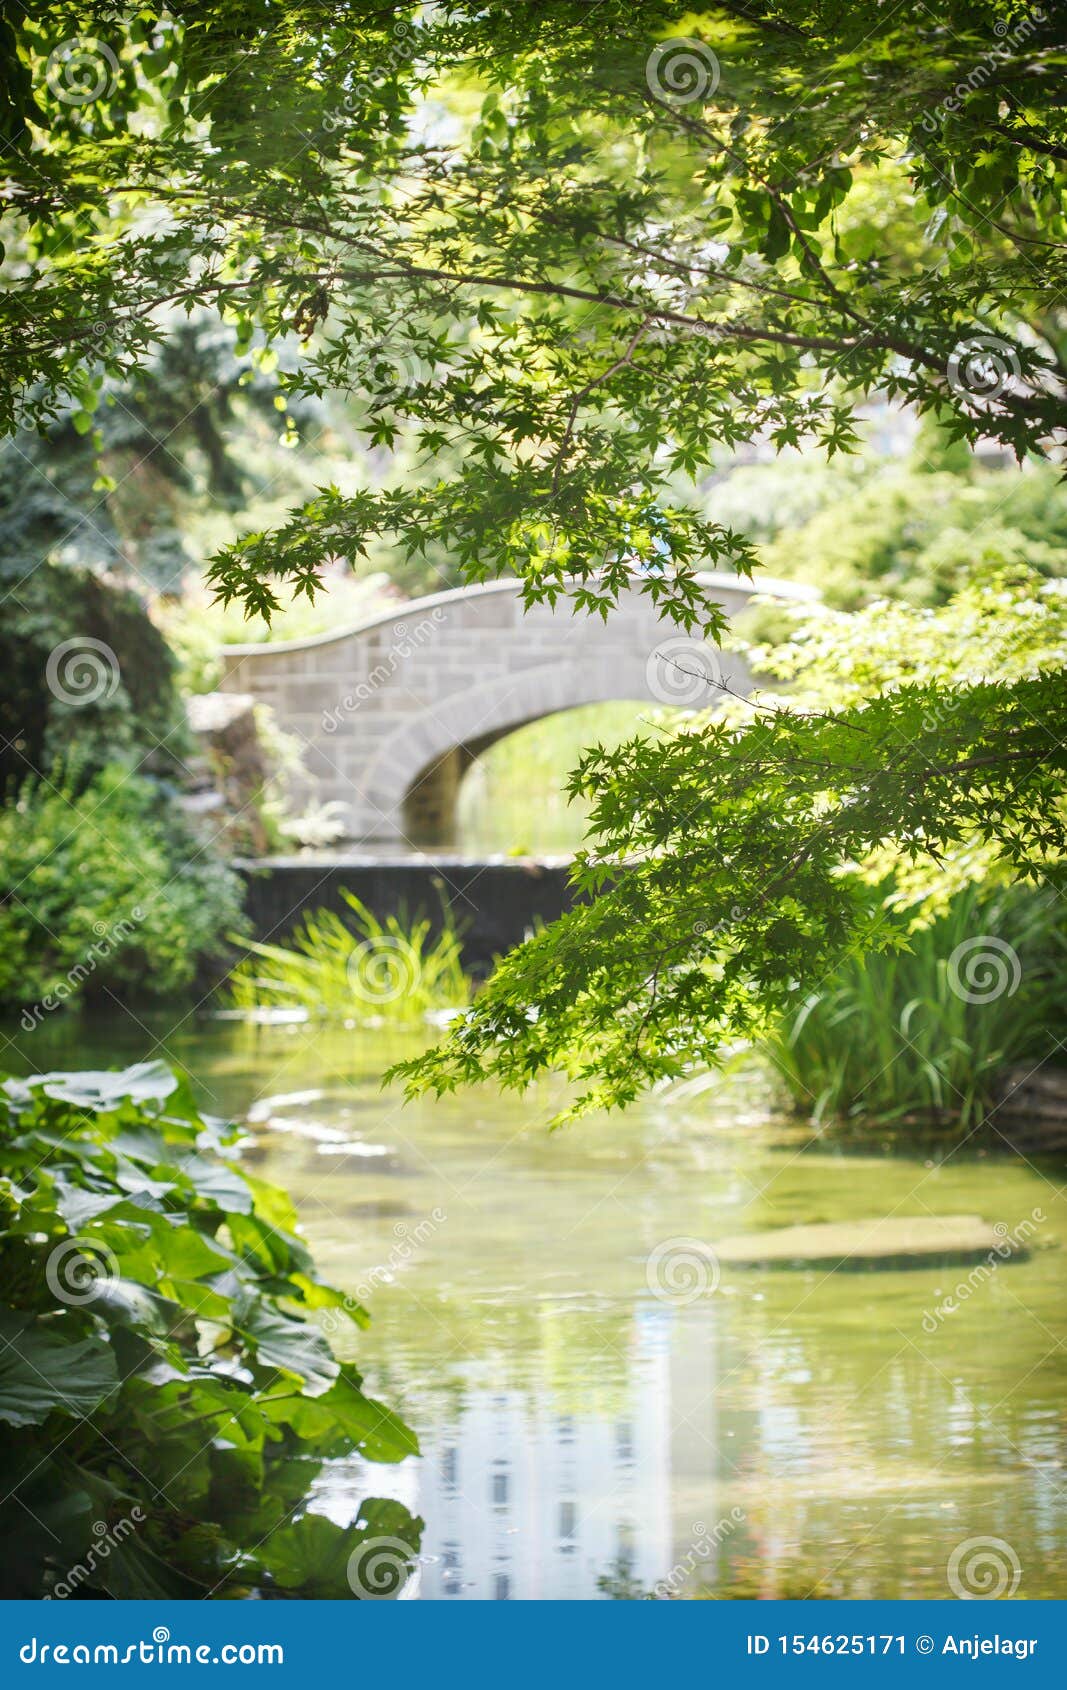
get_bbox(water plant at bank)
[764,883,1067,1132]
[0,1062,419,1598]
[227,892,471,1025]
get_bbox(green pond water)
[4,1011,1066,1601]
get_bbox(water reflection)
[412,1314,673,1598]
[312,1269,1067,1600]
[3,1013,1065,1599]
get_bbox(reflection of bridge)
[220,573,811,849]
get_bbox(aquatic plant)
[0,1062,419,1597]
[763,884,1067,1131]
[227,891,471,1024]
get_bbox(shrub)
[0,1062,419,1597]
[0,767,247,1016]
[765,883,1067,1131]
[760,462,1067,610]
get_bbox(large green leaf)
[256,1500,421,1597]
[161,1149,253,1213]
[0,1315,117,1427]
[53,1178,129,1231]
[88,1277,187,1337]
[233,1291,338,1394]
[121,1210,235,1280]
[0,1061,420,1596]
[254,1512,359,1594]
[6,1062,179,1112]
[99,1533,214,1600]
[264,1368,418,1462]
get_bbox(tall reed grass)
[227,891,471,1024]
[764,883,1067,1131]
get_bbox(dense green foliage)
[0,318,309,593]
[396,669,1066,1120]
[1,1,1064,1111]
[750,565,1067,704]
[766,882,1067,1129]
[229,893,470,1024]
[0,768,246,1015]
[0,1062,419,1597]
[3,3,1063,616]
[0,309,473,604]
[396,570,1066,1121]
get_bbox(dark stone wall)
[237,855,578,974]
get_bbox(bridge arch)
[369,660,657,844]
[219,574,813,848]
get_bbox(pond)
[5,1011,1065,1601]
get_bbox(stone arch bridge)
[219,573,812,848]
